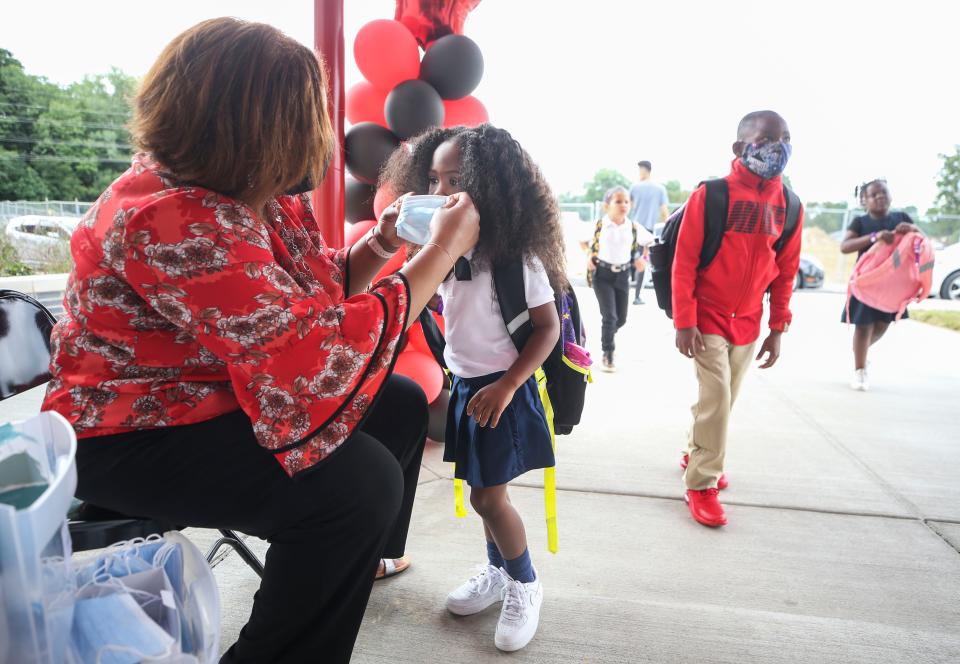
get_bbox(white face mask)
[395,195,449,245]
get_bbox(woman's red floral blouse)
[42,153,409,476]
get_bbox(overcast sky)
[3,0,957,210]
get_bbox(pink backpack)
[847,231,935,321]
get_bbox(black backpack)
[648,179,802,319]
[418,262,589,435]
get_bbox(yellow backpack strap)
[535,367,559,554]
[453,471,467,518]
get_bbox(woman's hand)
[376,193,411,251]
[895,222,917,235]
[879,230,896,244]
[429,192,480,258]
[466,378,517,428]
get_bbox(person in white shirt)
[381,124,566,652]
[587,186,644,371]
[629,161,670,304]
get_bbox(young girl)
[841,179,921,390]
[586,186,642,371]
[381,124,566,652]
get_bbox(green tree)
[1,49,135,201]
[664,179,692,205]
[924,147,960,243]
[582,168,630,204]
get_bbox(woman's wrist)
[365,230,397,260]
[373,224,400,253]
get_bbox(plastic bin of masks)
[0,411,78,664]
[68,531,221,663]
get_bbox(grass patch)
[911,310,960,332]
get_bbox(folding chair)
[0,289,263,577]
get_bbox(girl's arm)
[840,229,893,253]
[465,302,560,428]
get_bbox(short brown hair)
[131,17,334,206]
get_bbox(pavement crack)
[924,520,960,556]
[758,373,925,519]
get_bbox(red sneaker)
[717,474,728,490]
[680,453,689,470]
[685,488,727,527]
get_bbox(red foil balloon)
[442,95,488,127]
[394,0,482,47]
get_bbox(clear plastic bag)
[0,412,78,664]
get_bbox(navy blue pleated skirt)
[841,294,909,325]
[443,371,555,488]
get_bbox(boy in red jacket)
[672,110,803,527]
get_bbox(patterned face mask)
[741,141,792,179]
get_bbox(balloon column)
[344,1,487,436]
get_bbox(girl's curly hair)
[380,124,568,291]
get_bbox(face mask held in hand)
[740,141,792,179]
[395,195,449,245]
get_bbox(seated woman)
[41,17,479,663]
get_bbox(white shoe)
[445,564,506,616]
[494,570,543,652]
[850,368,869,391]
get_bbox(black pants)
[635,269,647,300]
[593,266,630,353]
[75,375,428,664]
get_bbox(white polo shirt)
[595,215,635,265]
[437,251,554,378]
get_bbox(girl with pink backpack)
[841,179,928,391]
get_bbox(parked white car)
[932,242,960,300]
[4,215,79,267]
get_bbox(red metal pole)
[314,0,345,248]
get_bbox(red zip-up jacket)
[671,159,803,345]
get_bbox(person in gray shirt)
[629,160,669,304]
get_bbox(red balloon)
[393,349,444,403]
[345,220,376,247]
[354,20,420,91]
[443,96,488,127]
[373,248,406,282]
[395,0,482,47]
[407,320,429,353]
[346,81,388,127]
[374,183,400,218]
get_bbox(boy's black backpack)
[417,261,589,435]
[648,179,802,319]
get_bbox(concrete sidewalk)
[2,289,956,662]
[211,288,960,663]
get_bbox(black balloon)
[419,35,484,100]
[344,122,400,184]
[384,80,445,140]
[345,177,376,223]
[427,387,450,442]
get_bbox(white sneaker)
[850,368,869,391]
[445,564,506,616]
[494,570,543,652]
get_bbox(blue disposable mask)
[70,592,175,664]
[741,141,792,179]
[395,195,449,245]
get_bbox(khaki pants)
[684,334,756,490]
